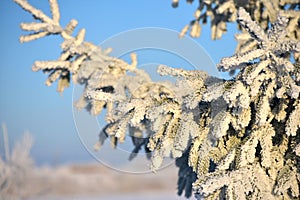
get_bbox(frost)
[173,0,300,65]
[209,111,231,139]
[286,100,300,136]
[0,124,35,199]
[14,1,300,199]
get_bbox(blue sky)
[0,0,237,166]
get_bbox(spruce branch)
[14,1,300,199]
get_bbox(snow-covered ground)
[5,162,194,200]
[30,193,192,200]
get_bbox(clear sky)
[0,0,237,166]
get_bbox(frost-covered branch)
[172,0,300,63]
[14,1,300,199]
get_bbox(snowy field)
[3,161,195,200]
[30,193,193,200]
